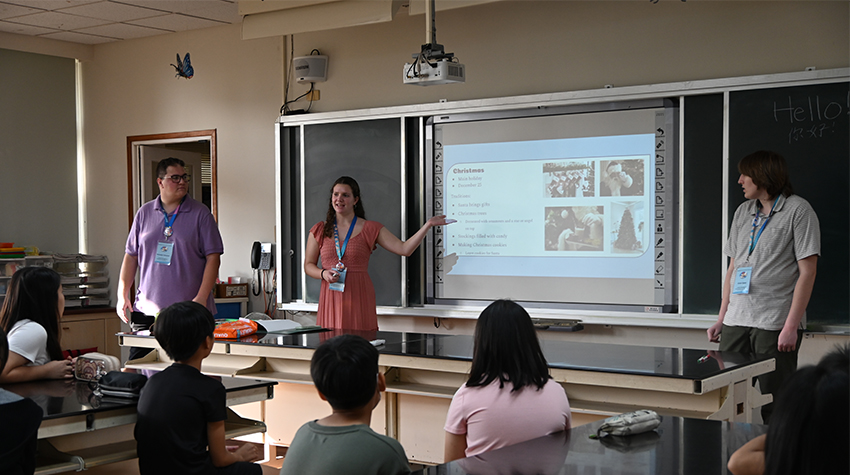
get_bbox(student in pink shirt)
[444,300,571,461]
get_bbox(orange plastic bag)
[213,319,258,339]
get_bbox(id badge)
[732,266,752,295]
[329,268,347,292]
[155,241,174,265]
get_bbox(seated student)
[134,301,261,475]
[0,327,44,475]
[281,334,411,475]
[727,344,849,475]
[444,299,571,462]
[0,267,74,383]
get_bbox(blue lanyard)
[159,196,186,238]
[333,216,357,262]
[748,196,780,257]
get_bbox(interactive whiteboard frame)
[424,99,679,312]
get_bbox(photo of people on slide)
[600,159,644,197]
[544,206,604,251]
[542,161,595,198]
[611,201,647,254]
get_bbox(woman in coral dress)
[304,176,450,331]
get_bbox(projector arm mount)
[413,0,456,65]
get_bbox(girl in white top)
[0,267,73,382]
[444,300,571,461]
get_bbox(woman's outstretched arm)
[377,216,450,257]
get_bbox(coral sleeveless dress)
[310,220,383,331]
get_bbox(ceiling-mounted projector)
[404,0,464,86]
[403,43,465,86]
[293,55,328,83]
[403,58,465,86]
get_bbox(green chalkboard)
[300,119,404,307]
[728,82,850,328]
[682,94,725,315]
[279,117,430,308]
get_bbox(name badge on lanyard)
[155,241,175,265]
[328,268,347,292]
[329,216,356,293]
[156,196,184,266]
[732,266,752,294]
[735,196,779,295]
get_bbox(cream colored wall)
[80,24,283,316]
[289,1,849,112]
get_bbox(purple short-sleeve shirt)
[125,195,224,315]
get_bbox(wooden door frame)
[126,129,217,226]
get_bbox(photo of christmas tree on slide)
[611,201,648,254]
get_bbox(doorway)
[126,130,217,223]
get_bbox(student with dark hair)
[444,300,571,461]
[727,344,849,475]
[0,326,44,475]
[134,301,261,475]
[281,334,411,475]
[0,267,74,383]
[707,150,820,423]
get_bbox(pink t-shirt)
[444,378,571,457]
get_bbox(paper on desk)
[256,320,302,333]
[276,325,324,334]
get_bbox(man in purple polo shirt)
[117,157,223,360]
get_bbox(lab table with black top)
[0,376,275,474]
[119,329,774,464]
[413,416,768,475]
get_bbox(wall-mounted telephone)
[251,241,273,270]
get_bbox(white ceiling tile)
[183,2,240,23]
[1,0,240,44]
[40,29,116,44]
[1,0,100,11]
[0,3,41,20]
[0,19,55,34]
[60,1,166,21]
[127,12,221,32]
[8,10,111,29]
[78,21,167,38]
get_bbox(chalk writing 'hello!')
[773,92,849,144]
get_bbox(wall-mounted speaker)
[293,55,328,83]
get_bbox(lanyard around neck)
[159,195,186,238]
[747,196,780,258]
[334,215,357,262]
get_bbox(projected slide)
[438,134,654,280]
[445,155,649,258]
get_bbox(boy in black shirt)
[134,302,261,475]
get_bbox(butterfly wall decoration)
[170,53,194,79]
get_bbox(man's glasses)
[161,174,191,183]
